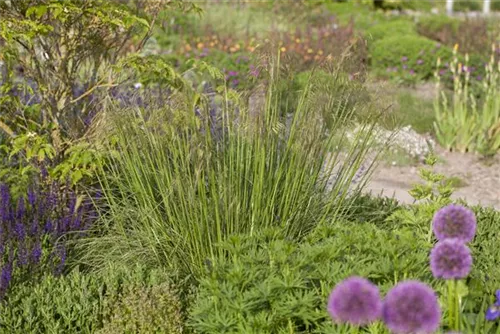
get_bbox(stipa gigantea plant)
[434,44,500,155]
[77,62,384,278]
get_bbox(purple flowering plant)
[430,239,472,280]
[432,204,477,243]
[327,276,382,326]
[0,178,98,298]
[383,281,441,334]
[486,290,500,321]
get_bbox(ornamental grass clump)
[81,65,381,277]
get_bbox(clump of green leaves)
[188,225,434,334]
[98,277,184,334]
[434,46,500,156]
[0,265,183,334]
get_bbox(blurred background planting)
[0,0,500,333]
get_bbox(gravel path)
[366,148,500,210]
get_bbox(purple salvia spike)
[27,186,36,207]
[14,223,25,242]
[18,243,29,267]
[0,262,12,298]
[0,184,11,223]
[31,240,42,265]
[29,218,39,237]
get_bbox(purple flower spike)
[32,241,42,264]
[430,239,472,279]
[432,204,476,242]
[27,187,36,207]
[327,276,382,326]
[16,197,25,221]
[0,263,12,298]
[383,281,441,334]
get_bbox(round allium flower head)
[432,204,476,242]
[327,276,382,326]
[430,239,472,279]
[382,280,441,334]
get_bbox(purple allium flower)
[382,281,441,334]
[409,69,415,75]
[486,290,500,321]
[402,64,408,70]
[439,69,446,76]
[430,239,472,279]
[476,75,483,81]
[401,56,408,62]
[432,204,476,242]
[327,276,382,326]
[417,59,424,65]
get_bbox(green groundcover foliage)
[0,265,185,334]
[189,203,500,333]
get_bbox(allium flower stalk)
[430,239,472,280]
[327,276,382,326]
[430,238,472,331]
[382,280,441,334]
[432,204,476,242]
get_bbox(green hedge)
[364,19,417,44]
[371,35,452,82]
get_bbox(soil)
[366,146,500,209]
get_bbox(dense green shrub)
[189,202,500,333]
[98,274,184,334]
[0,266,183,334]
[188,224,436,333]
[371,35,452,83]
[417,15,493,57]
[364,19,417,43]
